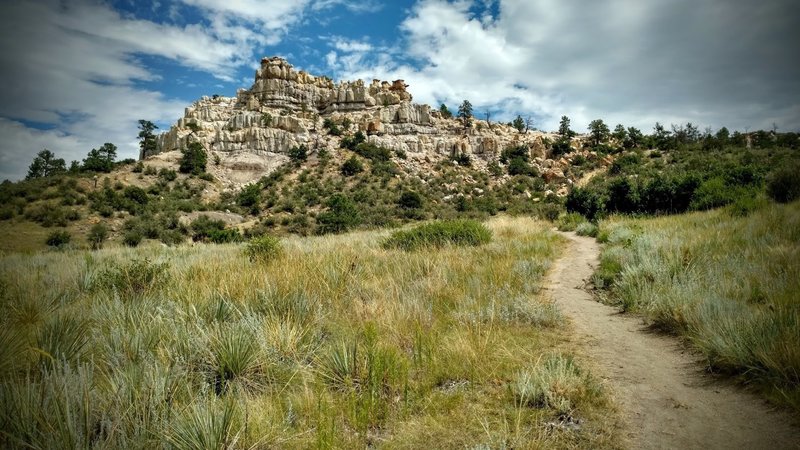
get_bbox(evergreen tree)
[588,119,610,147]
[439,103,453,119]
[457,100,473,128]
[512,115,525,133]
[26,149,66,179]
[138,120,158,159]
[558,115,575,137]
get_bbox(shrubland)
[593,201,800,411]
[0,217,619,448]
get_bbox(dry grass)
[0,216,620,448]
[596,201,800,411]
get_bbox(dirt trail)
[548,231,800,449]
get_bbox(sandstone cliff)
[151,57,594,193]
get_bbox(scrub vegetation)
[0,217,619,449]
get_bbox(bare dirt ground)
[548,231,800,449]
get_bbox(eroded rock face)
[151,56,582,192]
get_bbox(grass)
[594,200,800,411]
[0,216,619,448]
[381,219,492,250]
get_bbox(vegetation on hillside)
[0,217,619,448]
[565,127,800,221]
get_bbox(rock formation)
[151,56,590,192]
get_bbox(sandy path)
[548,231,800,449]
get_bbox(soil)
[548,231,800,449]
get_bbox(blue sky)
[0,0,798,180]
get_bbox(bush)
[123,229,143,247]
[340,156,364,176]
[191,215,227,241]
[97,258,169,296]
[557,213,587,232]
[316,194,360,234]
[340,132,366,151]
[398,191,423,209]
[575,222,598,237]
[87,222,108,250]
[123,186,149,205]
[206,228,243,244]
[353,142,392,162]
[244,235,282,263]
[237,183,261,214]
[382,219,492,251]
[508,157,536,176]
[179,142,207,175]
[288,145,308,163]
[565,187,605,222]
[45,230,71,248]
[323,118,343,136]
[512,353,599,413]
[159,168,177,182]
[767,166,800,203]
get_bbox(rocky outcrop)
[151,56,590,193]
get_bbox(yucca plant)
[36,314,90,367]
[209,322,262,394]
[164,398,241,450]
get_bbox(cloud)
[0,0,317,180]
[327,0,800,133]
[312,0,384,14]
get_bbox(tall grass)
[595,201,800,410]
[0,216,619,448]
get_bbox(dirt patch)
[547,231,800,449]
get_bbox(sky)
[0,0,798,181]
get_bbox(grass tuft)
[382,219,491,251]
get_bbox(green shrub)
[237,183,261,214]
[46,230,71,248]
[727,194,764,217]
[191,215,227,241]
[87,222,108,250]
[123,186,148,205]
[179,142,207,175]
[158,168,177,182]
[382,219,492,251]
[575,222,598,237]
[354,142,392,162]
[767,165,800,203]
[398,191,423,209]
[317,194,361,234]
[288,145,308,162]
[206,228,243,244]
[97,258,169,296]
[540,204,561,222]
[340,131,366,151]
[512,353,600,414]
[322,118,342,136]
[159,229,186,246]
[123,229,143,247]
[556,213,586,232]
[244,235,282,263]
[340,156,363,176]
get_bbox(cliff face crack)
[548,232,800,450]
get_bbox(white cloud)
[0,0,314,180]
[312,0,383,14]
[327,0,800,133]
